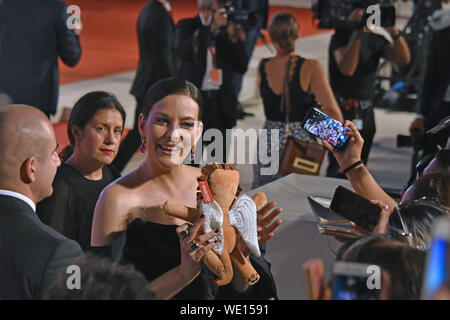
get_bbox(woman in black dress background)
[37,91,125,252]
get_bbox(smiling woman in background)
[37,91,126,252]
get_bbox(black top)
[259,56,316,122]
[328,29,389,100]
[0,195,82,299]
[37,163,119,252]
[118,219,216,300]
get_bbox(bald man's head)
[0,105,60,201]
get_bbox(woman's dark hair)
[268,12,299,53]
[60,91,126,161]
[43,253,155,300]
[411,172,450,207]
[389,198,450,250]
[141,77,203,120]
[339,235,426,300]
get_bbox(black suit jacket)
[130,0,175,100]
[418,25,450,129]
[175,16,249,129]
[0,195,83,299]
[0,0,81,115]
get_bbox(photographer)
[175,0,249,162]
[409,8,450,158]
[326,4,411,178]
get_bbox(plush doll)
[163,163,267,287]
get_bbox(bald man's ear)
[20,157,38,184]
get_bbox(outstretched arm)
[322,121,398,212]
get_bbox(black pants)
[201,91,230,163]
[326,106,376,178]
[112,97,143,172]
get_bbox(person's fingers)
[193,241,217,262]
[264,218,282,235]
[349,221,369,235]
[369,200,389,212]
[196,229,217,244]
[186,212,205,242]
[321,140,335,152]
[259,232,274,245]
[344,121,364,143]
[259,208,283,227]
[257,201,276,218]
[176,223,190,240]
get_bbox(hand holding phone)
[321,120,365,171]
[302,107,351,150]
[330,186,381,231]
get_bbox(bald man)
[0,105,82,300]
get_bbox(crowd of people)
[0,0,449,301]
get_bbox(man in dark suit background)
[0,0,81,118]
[175,0,248,162]
[0,105,82,300]
[112,0,176,172]
[409,10,450,157]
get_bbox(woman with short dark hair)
[37,91,126,252]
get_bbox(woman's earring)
[190,146,195,161]
[140,136,147,153]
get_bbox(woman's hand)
[238,201,283,257]
[370,200,392,235]
[176,212,217,282]
[322,120,364,171]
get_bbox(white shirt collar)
[157,0,172,12]
[0,189,36,212]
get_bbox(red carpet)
[59,0,329,84]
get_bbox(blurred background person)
[326,5,411,178]
[37,92,126,254]
[113,0,176,172]
[0,0,81,118]
[252,12,343,188]
[175,0,249,163]
[409,8,450,158]
[230,0,269,120]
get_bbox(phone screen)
[332,262,381,300]
[421,217,450,300]
[330,186,381,231]
[302,107,350,149]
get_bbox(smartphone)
[421,217,450,300]
[302,107,350,149]
[332,261,381,300]
[329,186,381,231]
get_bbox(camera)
[397,128,424,150]
[224,4,257,29]
[312,0,396,29]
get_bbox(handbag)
[278,56,326,176]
